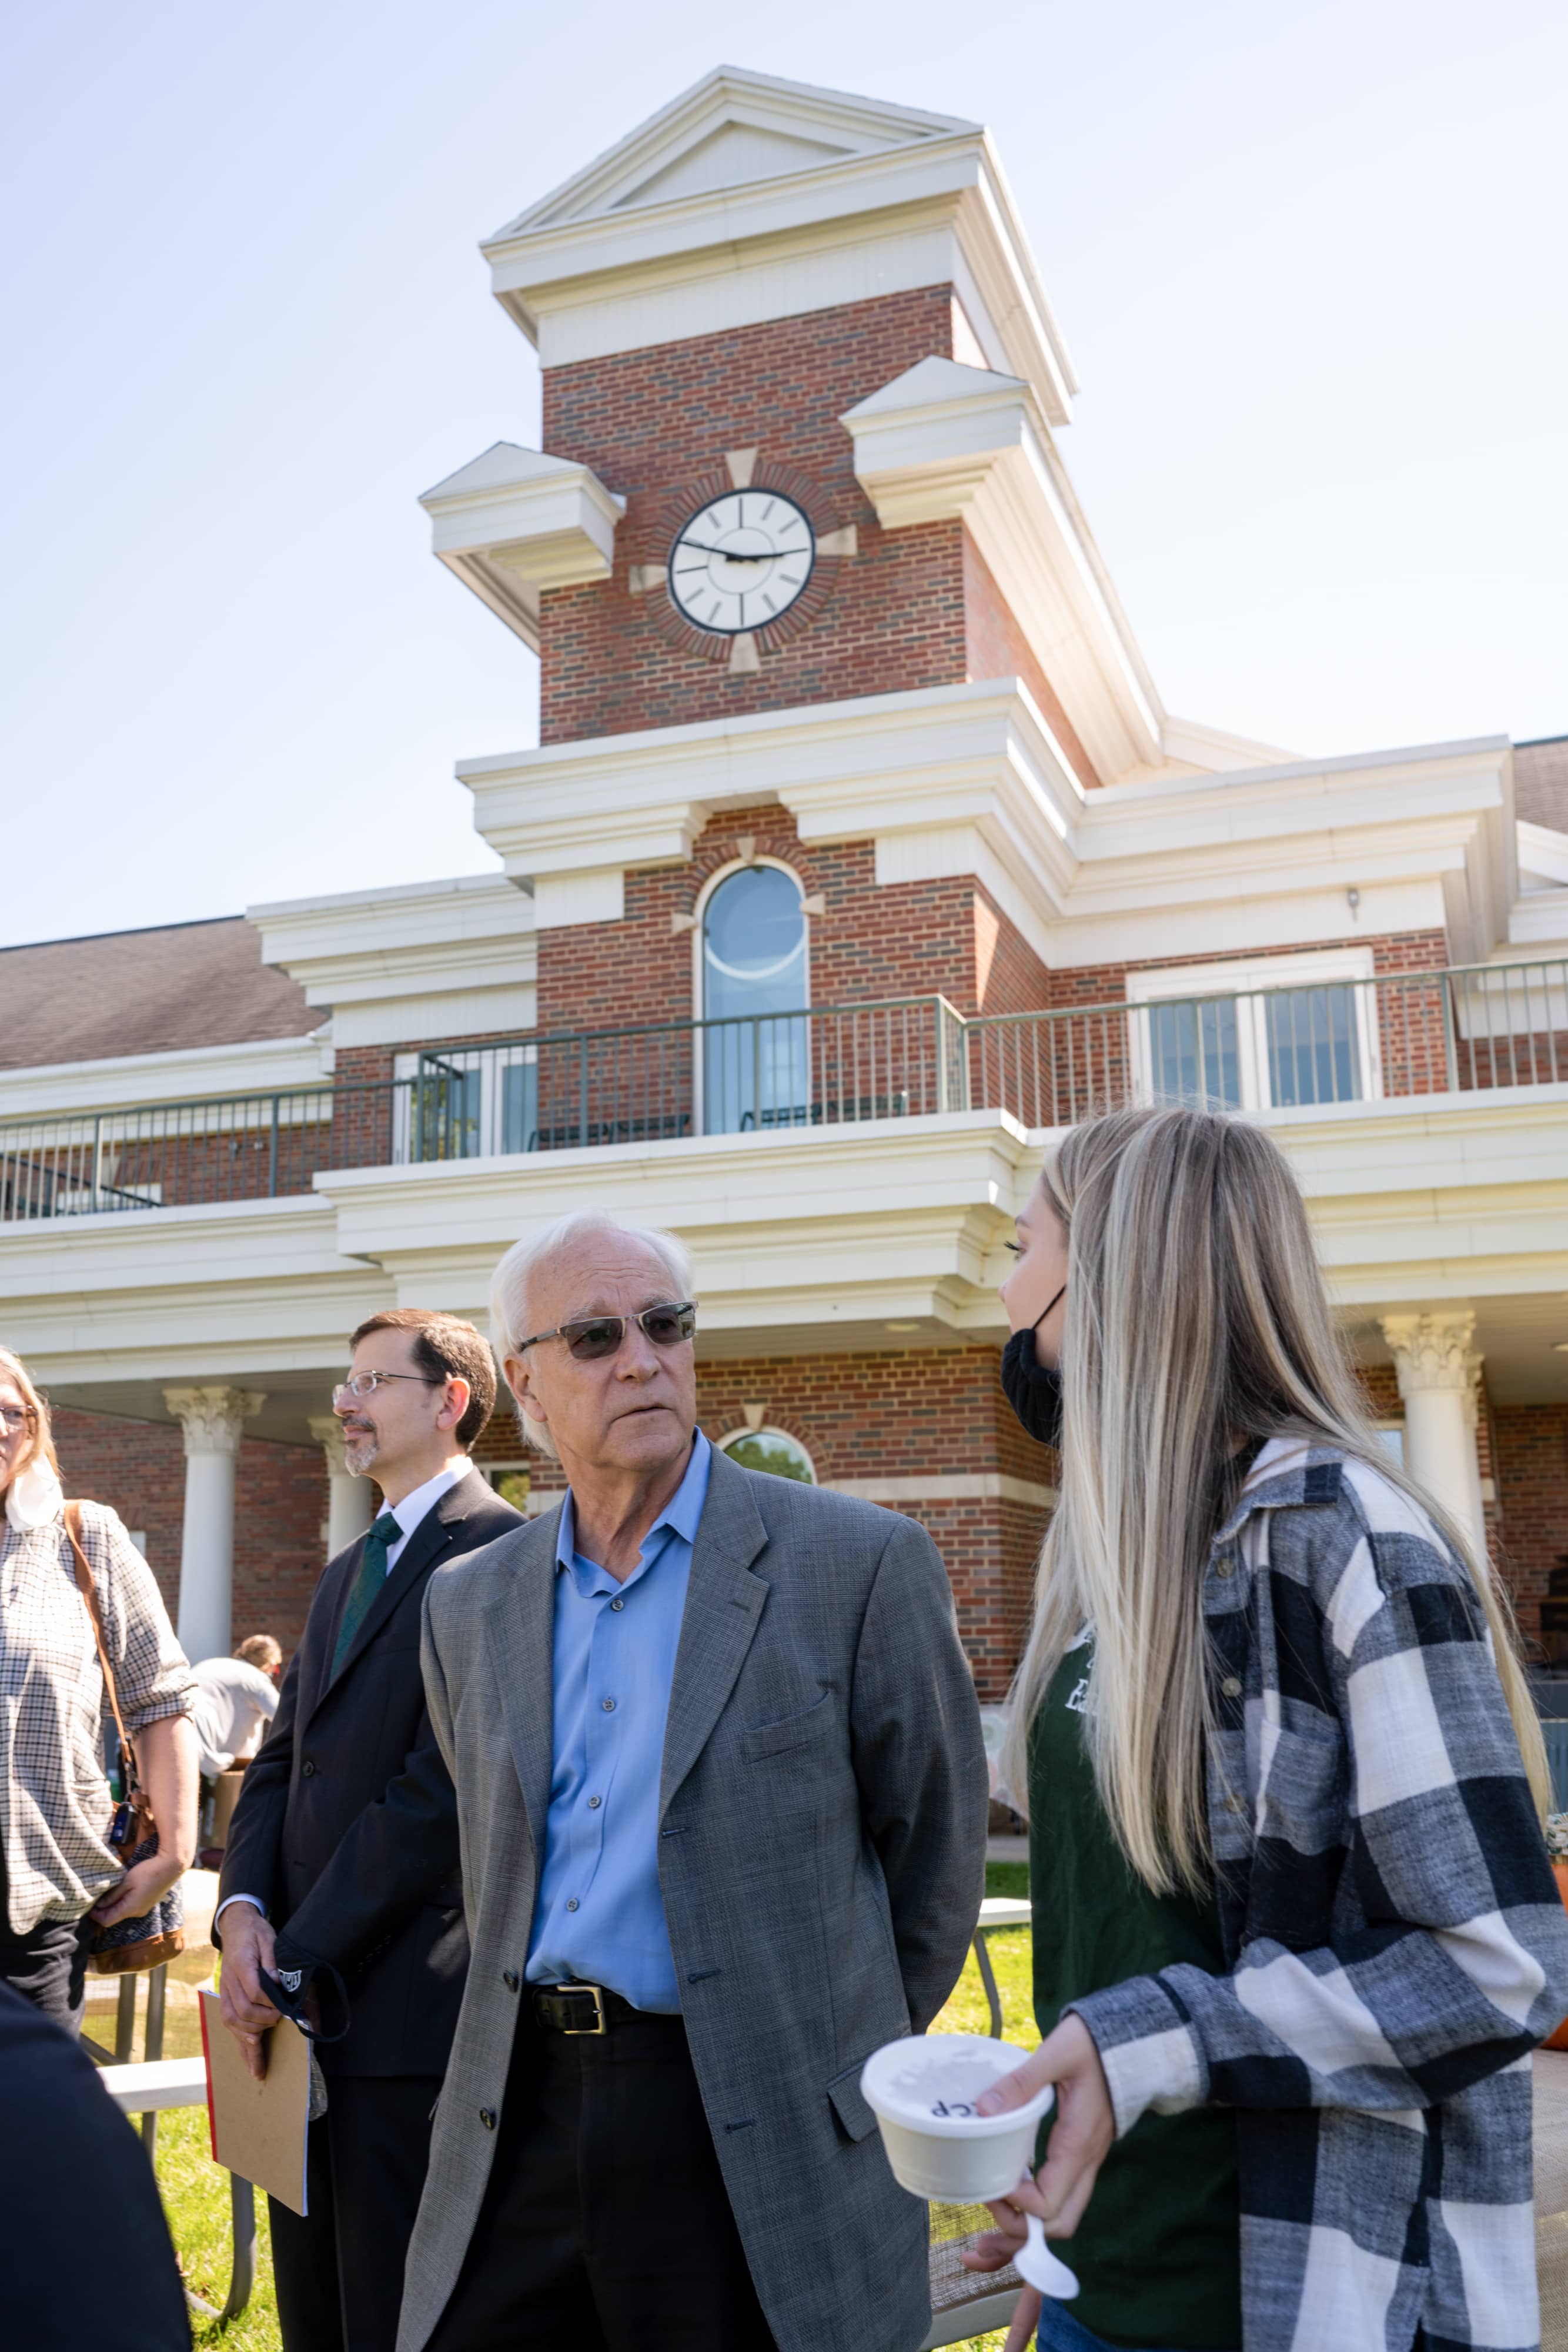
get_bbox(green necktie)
[330,1509,402,1681]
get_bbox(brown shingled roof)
[1516,736,1568,835]
[0,917,315,1072]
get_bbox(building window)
[701,864,808,1133]
[481,1463,532,1512]
[716,1426,816,1484]
[1126,950,1381,1112]
[392,1047,539,1161]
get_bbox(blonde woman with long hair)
[966,1107,1567,2352]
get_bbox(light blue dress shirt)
[524,1431,712,2013]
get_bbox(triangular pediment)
[418,443,580,506]
[843,356,1028,420]
[490,65,979,239]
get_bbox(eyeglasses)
[517,1302,697,1362]
[332,1371,445,1405]
[0,1405,36,1434]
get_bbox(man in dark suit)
[216,1308,524,2352]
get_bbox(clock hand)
[677,543,771,561]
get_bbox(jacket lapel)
[488,1508,561,1859]
[659,1447,770,1821]
[312,1475,471,1708]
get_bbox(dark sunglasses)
[519,1301,697,1362]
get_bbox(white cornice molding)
[250,873,537,1047]
[480,78,1075,416]
[0,1031,327,1121]
[459,687,1517,963]
[251,874,536,1007]
[842,357,1162,779]
[417,444,625,654]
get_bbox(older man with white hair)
[399,1209,988,2352]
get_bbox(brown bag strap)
[62,1502,136,1784]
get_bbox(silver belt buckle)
[561,1982,607,2035]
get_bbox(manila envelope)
[198,1987,311,2216]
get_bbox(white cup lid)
[861,2034,1055,2139]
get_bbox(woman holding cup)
[968,1105,1567,2352]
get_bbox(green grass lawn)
[143,1863,1036,2351]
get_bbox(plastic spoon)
[1015,2208,1080,2300]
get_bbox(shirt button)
[1225,1794,1246,1815]
[602,1698,616,1712]
[610,1598,625,1612]
[479,2108,496,2130]
[1215,1557,1235,1579]
[502,1970,519,1992]
[302,1761,316,1778]
[587,1795,602,1810]
[566,1897,580,1913]
[1221,1676,1242,1698]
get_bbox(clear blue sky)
[3,0,1564,948]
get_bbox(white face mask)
[6,1456,63,1531]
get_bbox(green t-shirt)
[1028,1642,1242,2351]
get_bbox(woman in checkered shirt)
[0,1347,196,2030]
[968,1107,1568,2352]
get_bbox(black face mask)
[1001,1285,1065,1448]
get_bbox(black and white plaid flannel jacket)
[1068,1440,1568,2352]
[0,1501,192,1935]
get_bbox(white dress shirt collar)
[382,1458,472,1573]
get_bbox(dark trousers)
[0,1912,91,2032]
[426,2003,777,2351]
[269,2072,440,2352]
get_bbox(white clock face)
[667,491,815,636]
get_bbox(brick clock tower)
[414,67,1262,1696]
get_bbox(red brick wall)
[534,803,1049,1043]
[1494,1404,1568,1648]
[538,289,969,742]
[964,536,1102,789]
[50,1406,327,1665]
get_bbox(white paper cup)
[860,2033,1055,2204]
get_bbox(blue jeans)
[1032,2295,1238,2352]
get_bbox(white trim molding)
[842,356,1161,782]
[418,443,626,654]
[459,684,1517,970]
[476,66,1076,416]
[249,873,537,1050]
[827,1472,1055,1508]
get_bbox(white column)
[309,1414,377,1559]
[163,1387,265,1664]
[1380,1312,1487,1556]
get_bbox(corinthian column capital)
[1379,1312,1478,1402]
[163,1385,265,1455]
[307,1413,352,1475]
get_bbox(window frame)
[1124,947,1381,1112]
[691,857,813,1135]
[714,1424,818,1485]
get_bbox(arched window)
[700,864,808,1132]
[717,1426,817,1484]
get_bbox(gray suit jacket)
[397,1444,989,2352]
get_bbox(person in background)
[189,1632,282,1778]
[215,1309,524,2352]
[967,1106,1568,2352]
[0,1345,195,2030]
[399,1211,988,2352]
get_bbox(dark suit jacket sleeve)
[271,1703,460,1979]
[215,1642,304,1930]
[849,1514,989,2033]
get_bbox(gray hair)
[489,1211,696,1459]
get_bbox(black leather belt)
[531,1982,677,2036]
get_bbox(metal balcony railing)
[1,961,1563,1222]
